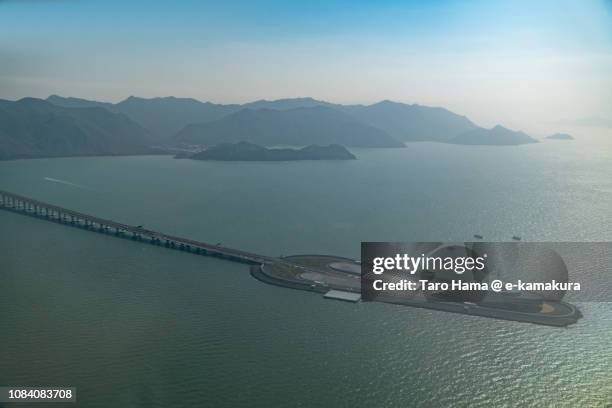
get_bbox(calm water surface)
[1,140,611,407]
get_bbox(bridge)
[0,190,273,266]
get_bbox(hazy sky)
[1,0,611,132]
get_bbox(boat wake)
[43,177,90,190]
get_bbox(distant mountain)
[448,125,538,146]
[546,133,573,140]
[243,97,338,110]
[114,96,240,139]
[47,95,241,139]
[341,100,477,142]
[47,95,115,110]
[180,141,356,161]
[175,106,404,148]
[241,99,477,142]
[0,98,153,159]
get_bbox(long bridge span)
[0,190,273,266]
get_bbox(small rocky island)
[546,133,574,140]
[447,125,538,146]
[176,141,356,161]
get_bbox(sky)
[1,0,611,133]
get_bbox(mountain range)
[175,105,403,148]
[342,100,476,142]
[0,95,546,159]
[47,95,238,139]
[0,98,152,159]
[46,95,478,144]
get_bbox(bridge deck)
[0,190,272,265]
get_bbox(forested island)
[546,133,574,140]
[176,141,357,161]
